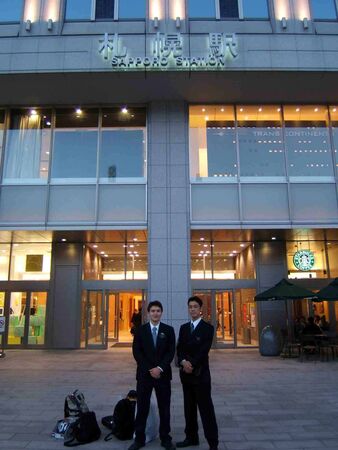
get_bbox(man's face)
[149,306,162,324]
[188,301,202,320]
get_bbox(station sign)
[99,32,239,71]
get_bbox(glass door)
[215,291,235,346]
[5,291,48,347]
[85,290,106,348]
[106,292,118,342]
[0,292,5,347]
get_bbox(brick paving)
[0,348,338,450]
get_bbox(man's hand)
[182,360,193,374]
[149,367,162,379]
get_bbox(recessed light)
[30,109,37,116]
[314,108,318,112]
[61,238,67,242]
[75,108,82,115]
[272,237,276,240]
[258,107,262,112]
[104,254,108,257]
[93,245,98,248]
[239,108,243,112]
[240,244,245,247]
[220,108,224,112]
[333,108,337,112]
[296,108,300,112]
[121,107,128,114]
[232,250,237,253]
[133,238,138,241]
[205,116,209,121]
[100,251,105,254]
[202,108,206,112]
[277,108,281,112]
[200,238,205,241]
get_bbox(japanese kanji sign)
[98,32,239,71]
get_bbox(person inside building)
[301,316,323,335]
[319,315,330,332]
[131,308,142,336]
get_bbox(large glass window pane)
[327,241,338,277]
[0,244,10,280]
[96,0,115,19]
[235,289,258,347]
[28,292,47,345]
[126,243,147,280]
[0,111,4,164]
[3,109,51,183]
[242,0,269,18]
[10,243,52,281]
[220,0,239,18]
[311,0,337,19]
[8,292,27,345]
[189,106,237,181]
[330,106,338,174]
[0,292,4,346]
[52,109,98,180]
[237,105,285,178]
[189,0,216,18]
[65,0,92,20]
[119,0,145,19]
[287,240,328,279]
[100,108,146,180]
[284,106,333,178]
[0,0,23,22]
[191,240,212,279]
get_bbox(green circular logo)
[293,250,315,271]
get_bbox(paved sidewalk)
[0,349,338,450]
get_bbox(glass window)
[3,109,51,183]
[284,106,334,178]
[235,289,258,346]
[119,0,145,19]
[189,106,237,181]
[0,0,23,22]
[220,0,239,18]
[242,0,269,18]
[311,0,337,19]
[52,109,98,180]
[65,0,92,20]
[189,0,216,18]
[237,106,285,178]
[83,236,148,281]
[96,0,115,19]
[8,292,27,345]
[28,292,47,345]
[0,244,10,280]
[287,240,328,279]
[100,108,146,180]
[330,106,338,174]
[0,110,5,165]
[10,243,52,280]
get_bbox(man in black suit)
[128,300,176,450]
[176,296,218,450]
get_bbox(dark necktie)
[152,327,157,347]
[190,322,194,334]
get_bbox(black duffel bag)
[64,411,101,447]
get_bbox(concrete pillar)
[147,101,191,334]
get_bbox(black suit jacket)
[176,319,214,384]
[132,322,176,381]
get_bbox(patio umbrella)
[255,279,317,338]
[316,278,338,301]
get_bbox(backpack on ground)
[64,411,101,447]
[64,390,89,418]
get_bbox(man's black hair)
[187,296,203,307]
[147,300,163,312]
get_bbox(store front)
[193,289,258,348]
[80,289,146,349]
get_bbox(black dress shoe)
[128,441,145,450]
[209,447,218,450]
[161,440,176,450]
[176,438,199,448]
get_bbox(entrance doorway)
[81,290,145,349]
[0,291,48,347]
[193,289,258,348]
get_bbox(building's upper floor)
[1,0,338,35]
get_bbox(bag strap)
[104,432,114,442]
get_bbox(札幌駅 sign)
[293,250,315,271]
[99,32,239,71]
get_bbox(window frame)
[216,0,269,20]
[65,0,146,21]
[310,0,338,21]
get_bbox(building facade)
[0,0,338,349]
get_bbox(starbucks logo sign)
[293,250,315,271]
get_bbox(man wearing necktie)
[176,296,218,450]
[129,301,176,450]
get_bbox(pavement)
[0,348,338,450]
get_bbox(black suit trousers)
[182,381,218,447]
[135,377,171,444]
